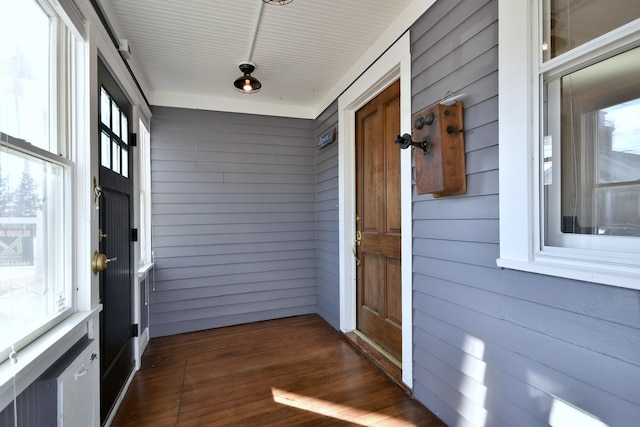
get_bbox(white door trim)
[337,32,413,388]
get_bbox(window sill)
[0,305,102,412]
[137,262,154,277]
[496,257,640,290]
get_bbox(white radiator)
[39,339,99,427]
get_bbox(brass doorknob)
[92,250,118,274]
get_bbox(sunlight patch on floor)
[271,387,417,426]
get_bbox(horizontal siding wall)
[150,106,316,337]
[314,101,340,329]
[410,1,640,427]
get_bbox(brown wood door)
[355,80,402,361]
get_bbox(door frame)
[94,47,147,426]
[97,56,136,425]
[338,32,413,388]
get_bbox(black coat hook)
[394,133,430,154]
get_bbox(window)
[498,1,640,288]
[0,0,76,360]
[541,1,640,61]
[138,120,152,269]
[544,48,640,254]
[100,87,130,178]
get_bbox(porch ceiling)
[101,0,417,118]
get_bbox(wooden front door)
[98,60,135,424]
[355,80,402,361]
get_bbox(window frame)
[543,63,640,255]
[497,1,640,290]
[0,0,79,363]
[138,120,152,270]
[0,140,74,362]
[99,85,130,177]
[0,0,154,412]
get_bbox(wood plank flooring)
[111,314,446,427]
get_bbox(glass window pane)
[121,147,128,178]
[0,0,52,152]
[101,131,110,169]
[100,88,110,126]
[112,141,120,174]
[543,1,640,61]
[546,47,640,242]
[139,120,151,266]
[599,101,640,184]
[121,114,128,144]
[111,101,120,137]
[0,147,70,350]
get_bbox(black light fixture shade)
[262,0,294,4]
[234,62,262,94]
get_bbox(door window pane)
[112,140,120,174]
[101,131,111,169]
[121,147,128,178]
[100,88,110,127]
[100,86,130,178]
[111,102,120,138]
[543,0,640,61]
[121,114,128,144]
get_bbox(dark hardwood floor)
[111,314,446,427]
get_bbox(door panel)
[362,255,382,310]
[385,99,402,234]
[385,258,402,324]
[355,80,402,361]
[99,188,133,421]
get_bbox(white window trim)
[497,1,640,290]
[0,307,100,412]
[0,0,151,416]
[0,139,75,358]
[0,0,98,409]
[137,120,152,271]
[338,32,413,387]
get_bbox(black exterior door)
[98,59,134,424]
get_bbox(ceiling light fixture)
[262,0,293,5]
[233,62,262,94]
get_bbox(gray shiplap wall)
[146,1,640,424]
[410,1,640,426]
[314,101,340,330]
[150,107,316,337]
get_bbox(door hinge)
[132,324,139,337]
[132,228,138,242]
[130,132,137,146]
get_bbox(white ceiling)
[101,0,428,118]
